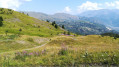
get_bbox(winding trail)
[0,40,50,55]
[23,40,49,51]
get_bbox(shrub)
[27,38,34,42]
[0,16,3,27]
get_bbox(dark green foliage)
[67,31,70,35]
[55,24,58,29]
[46,20,49,22]
[52,21,56,26]
[63,31,66,35]
[101,33,119,39]
[5,30,8,36]
[27,38,34,42]
[52,21,58,29]
[19,28,22,32]
[18,28,22,36]
[0,16,3,26]
[27,13,29,16]
[62,25,65,29]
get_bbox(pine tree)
[52,21,56,26]
[55,24,58,29]
[46,20,49,22]
[27,13,29,16]
[18,28,22,36]
[19,28,22,32]
[67,31,70,35]
[62,25,65,29]
[0,16,3,27]
[63,31,66,35]
[5,30,8,36]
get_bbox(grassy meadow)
[0,8,119,67]
[0,8,64,37]
[0,35,119,66]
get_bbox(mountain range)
[26,9,119,35]
[79,9,119,31]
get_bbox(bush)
[0,16,3,26]
[27,38,34,42]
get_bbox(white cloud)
[104,1,119,9]
[64,6,72,13]
[77,1,119,14]
[112,1,119,9]
[77,1,102,13]
[57,6,72,14]
[0,0,32,10]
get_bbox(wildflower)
[35,52,39,56]
[34,51,40,56]
[41,49,46,54]
[29,53,33,56]
[102,54,104,57]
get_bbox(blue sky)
[0,0,119,14]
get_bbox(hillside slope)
[0,8,64,37]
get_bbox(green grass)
[0,34,49,53]
[0,8,119,66]
[0,8,65,37]
[0,35,119,66]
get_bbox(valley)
[0,8,119,67]
[27,9,119,35]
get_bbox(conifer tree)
[55,24,58,29]
[0,16,3,26]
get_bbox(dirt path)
[0,40,50,55]
[23,40,49,51]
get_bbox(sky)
[0,0,119,14]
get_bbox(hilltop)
[0,8,65,37]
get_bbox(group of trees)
[51,21,65,29]
[52,21,58,29]
[101,33,119,39]
[63,31,71,35]
[46,20,65,29]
